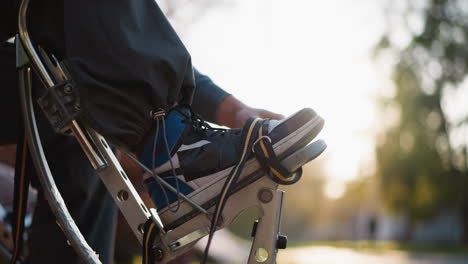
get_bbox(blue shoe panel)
[140,110,186,168]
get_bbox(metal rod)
[18,0,54,87]
[18,0,106,171]
[69,120,106,170]
[17,0,104,262]
[85,128,152,243]
[121,151,209,216]
[18,66,101,264]
[34,48,105,169]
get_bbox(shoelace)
[178,106,228,136]
[201,117,264,264]
[150,106,226,213]
[150,110,182,213]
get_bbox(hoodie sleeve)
[192,68,231,123]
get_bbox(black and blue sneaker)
[139,106,324,210]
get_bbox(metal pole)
[17,0,103,262]
[18,0,105,171]
[121,151,209,215]
[17,66,101,264]
[17,0,54,87]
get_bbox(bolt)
[64,84,73,94]
[258,188,273,203]
[153,247,164,261]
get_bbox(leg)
[0,42,20,145]
[28,104,118,264]
[0,42,118,264]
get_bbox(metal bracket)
[248,189,285,263]
[37,80,81,134]
[169,227,209,251]
[15,38,29,69]
[149,140,326,263]
[86,128,153,243]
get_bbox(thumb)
[256,109,285,120]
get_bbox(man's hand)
[216,95,284,128]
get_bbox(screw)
[153,247,164,261]
[64,84,73,94]
[258,189,273,203]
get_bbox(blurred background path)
[277,246,468,264]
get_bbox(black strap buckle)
[37,80,81,134]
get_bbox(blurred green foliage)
[289,240,468,255]
[376,0,468,236]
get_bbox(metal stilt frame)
[16,0,153,261]
[17,43,102,264]
[16,0,327,263]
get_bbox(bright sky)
[170,0,388,198]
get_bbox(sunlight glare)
[178,0,386,191]
[324,180,345,199]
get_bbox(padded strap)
[142,219,158,264]
[253,122,302,185]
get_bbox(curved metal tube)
[18,67,101,264]
[18,0,54,87]
[18,0,105,170]
[17,0,101,263]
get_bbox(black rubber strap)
[201,118,302,263]
[10,133,31,264]
[201,117,264,264]
[253,122,302,185]
[142,219,158,264]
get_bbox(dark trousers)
[0,42,117,264]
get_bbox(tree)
[375,0,468,240]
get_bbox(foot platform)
[151,140,327,263]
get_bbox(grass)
[288,240,468,255]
